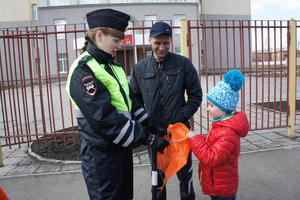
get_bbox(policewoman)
[65,9,169,200]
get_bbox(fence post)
[179,18,190,125]
[180,18,188,57]
[0,140,3,167]
[287,18,297,138]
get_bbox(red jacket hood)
[213,112,249,137]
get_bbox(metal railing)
[185,20,299,135]
[0,20,298,150]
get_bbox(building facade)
[0,0,38,28]
[0,0,251,82]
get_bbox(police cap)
[86,8,130,32]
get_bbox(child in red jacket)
[188,69,249,200]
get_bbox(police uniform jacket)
[130,52,203,133]
[66,42,149,149]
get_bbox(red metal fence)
[0,20,299,147]
[188,20,299,134]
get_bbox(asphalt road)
[1,146,300,200]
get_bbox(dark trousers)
[80,139,133,200]
[210,196,236,200]
[150,149,195,200]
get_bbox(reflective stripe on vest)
[66,51,132,112]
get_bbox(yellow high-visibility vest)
[66,51,132,112]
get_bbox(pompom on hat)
[86,8,130,32]
[207,69,245,113]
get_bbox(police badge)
[82,75,97,96]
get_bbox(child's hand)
[187,131,197,138]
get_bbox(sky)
[251,0,300,50]
[251,0,300,20]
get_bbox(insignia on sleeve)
[82,76,97,96]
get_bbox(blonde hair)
[80,27,125,54]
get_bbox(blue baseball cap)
[150,22,172,37]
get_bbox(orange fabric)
[157,123,191,189]
[0,187,9,200]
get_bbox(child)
[187,69,249,200]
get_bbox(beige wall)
[0,0,37,22]
[202,0,251,15]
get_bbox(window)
[144,15,157,35]
[32,4,38,20]
[79,0,98,4]
[53,19,67,40]
[58,53,67,73]
[49,0,71,6]
[146,50,152,56]
[175,47,181,54]
[173,14,186,34]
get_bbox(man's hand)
[147,134,169,153]
[144,118,166,136]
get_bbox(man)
[130,22,203,200]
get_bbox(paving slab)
[0,165,17,176]
[61,163,81,172]
[18,157,36,166]
[6,163,40,176]
[241,143,262,151]
[34,162,62,174]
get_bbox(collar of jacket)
[150,51,172,65]
[212,114,235,122]
[86,41,115,65]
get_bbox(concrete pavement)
[0,127,300,199]
[1,145,300,200]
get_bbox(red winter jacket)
[189,112,249,197]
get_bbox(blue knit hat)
[207,69,245,113]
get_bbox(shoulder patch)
[82,75,97,96]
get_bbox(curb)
[27,148,81,164]
[28,145,300,167]
[240,144,300,155]
[0,169,83,180]
[27,148,150,166]
[1,145,299,179]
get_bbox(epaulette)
[78,55,93,67]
